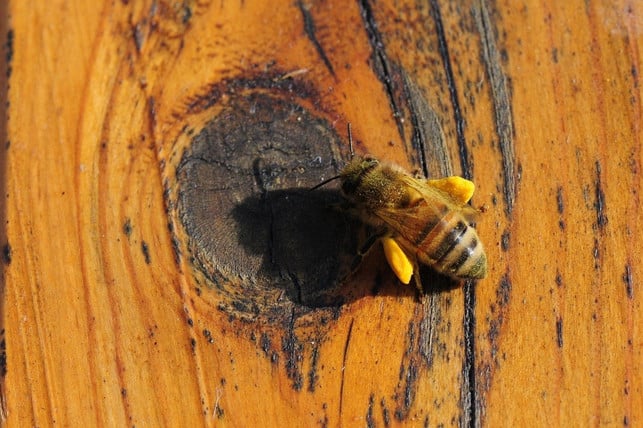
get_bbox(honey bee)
[315,136,487,289]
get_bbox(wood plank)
[1,0,641,426]
[479,1,643,426]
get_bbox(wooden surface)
[2,0,641,426]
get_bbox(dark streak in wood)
[594,161,608,230]
[141,241,151,264]
[418,295,436,368]
[282,310,304,391]
[133,22,145,52]
[556,271,563,288]
[592,238,601,270]
[632,63,639,85]
[497,274,512,307]
[202,329,214,344]
[474,0,516,216]
[475,273,512,424]
[622,263,633,299]
[4,29,13,78]
[427,5,489,420]
[557,186,566,229]
[297,0,335,77]
[319,403,329,428]
[147,96,157,140]
[308,342,320,392]
[1,243,10,265]
[357,0,405,140]
[0,329,6,377]
[213,401,224,419]
[428,4,485,423]
[260,332,271,357]
[402,73,452,178]
[430,0,471,179]
[461,278,476,428]
[556,317,563,348]
[501,230,510,251]
[0,30,12,399]
[170,235,181,267]
[380,398,391,426]
[366,393,375,428]
[402,362,418,414]
[185,73,316,113]
[123,218,132,238]
[556,186,564,214]
[180,4,192,24]
[393,320,421,421]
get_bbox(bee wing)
[402,175,479,220]
[372,175,478,243]
[373,203,444,246]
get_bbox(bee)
[314,128,487,289]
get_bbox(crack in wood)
[338,318,354,420]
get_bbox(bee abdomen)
[416,211,487,279]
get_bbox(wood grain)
[1,0,641,426]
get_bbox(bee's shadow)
[231,188,462,307]
[231,188,362,307]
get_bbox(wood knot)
[173,92,358,324]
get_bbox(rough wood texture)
[2,0,641,426]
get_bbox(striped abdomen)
[412,210,487,279]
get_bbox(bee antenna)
[310,174,341,191]
[347,122,354,158]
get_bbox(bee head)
[340,156,379,196]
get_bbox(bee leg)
[380,237,414,285]
[349,230,386,273]
[411,262,423,294]
[426,176,476,204]
[326,202,353,213]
